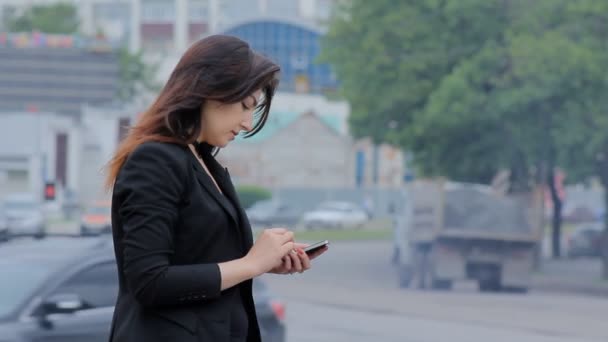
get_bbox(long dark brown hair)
[105,35,280,190]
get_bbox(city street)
[263,241,608,342]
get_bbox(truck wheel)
[391,247,400,265]
[479,279,501,292]
[398,265,413,288]
[416,248,431,289]
[502,286,528,294]
[431,279,453,290]
[34,226,46,240]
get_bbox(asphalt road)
[263,240,608,342]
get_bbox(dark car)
[567,224,603,258]
[0,207,8,242]
[0,237,286,342]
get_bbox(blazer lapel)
[189,143,252,252]
[190,158,239,226]
[221,168,254,249]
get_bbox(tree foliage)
[322,0,608,269]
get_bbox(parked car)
[301,201,369,229]
[79,201,112,236]
[2,193,46,239]
[567,224,603,258]
[246,199,301,227]
[0,237,286,342]
[0,207,8,242]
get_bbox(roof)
[221,16,326,36]
[236,111,343,144]
[0,31,116,51]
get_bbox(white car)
[301,201,369,229]
[2,193,46,239]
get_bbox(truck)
[394,180,543,293]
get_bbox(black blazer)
[108,141,261,342]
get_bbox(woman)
[104,35,327,342]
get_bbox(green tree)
[117,48,161,101]
[321,0,608,269]
[6,2,79,34]
[320,0,512,145]
[424,31,602,259]
[556,0,608,276]
[236,185,272,209]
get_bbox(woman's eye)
[242,102,250,110]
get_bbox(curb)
[531,277,608,297]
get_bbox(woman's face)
[199,89,262,147]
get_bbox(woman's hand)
[268,242,328,275]
[244,228,295,276]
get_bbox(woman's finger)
[290,250,303,273]
[283,254,292,272]
[298,248,311,271]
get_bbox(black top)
[109,141,261,342]
[194,141,249,341]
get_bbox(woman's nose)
[241,112,254,131]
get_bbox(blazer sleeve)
[114,142,222,308]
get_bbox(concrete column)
[28,153,43,200]
[129,0,141,53]
[79,0,95,37]
[259,0,268,14]
[208,0,220,33]
[67,121,81,194]
[299,0,315,18]
[174,0,189,52]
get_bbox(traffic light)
[44,182,56,201]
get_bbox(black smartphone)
[303,240,329,255]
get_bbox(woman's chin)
[216,140,230,148]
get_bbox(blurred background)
[0,0,607,341]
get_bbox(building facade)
[0,32,120,115]
[217,111,355,188]
[0,0,339,52]
[0,104,135,205]
[222,19,338,95]
[0,111,81,202]
[216,110,406,190]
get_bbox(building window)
[118,117,130,143]
[55,133,68,187]
[142,0,176,23]
[189,0,208,22]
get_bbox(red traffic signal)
[44,182,56,201]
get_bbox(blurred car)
[79,201,112,236]
[567,224,603,258]
[61,189,81,220]
[301,201,369,229]
[0,207,8,242]
[0,237,286,342]
[2,193,46,239]
[246,199,301,227]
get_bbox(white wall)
[79,104,138,202]
[0,106,138,203]
[218,113,354,188]
[0,112,79,200]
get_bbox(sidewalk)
[532,257,608,297]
